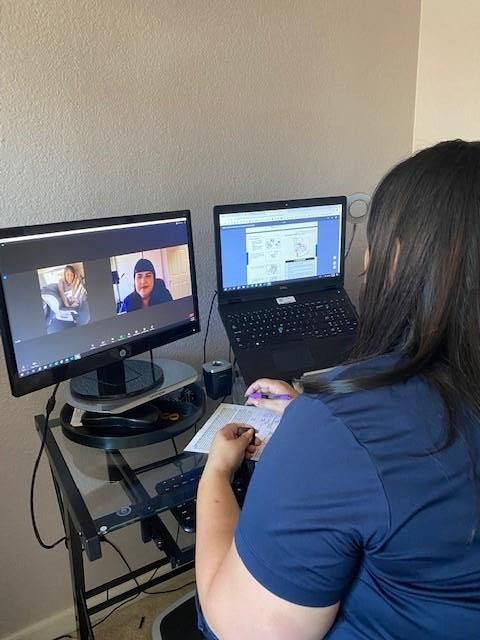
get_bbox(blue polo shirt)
[235,354,480,639]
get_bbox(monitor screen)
[216,201,344,293]
[0,211,199,396]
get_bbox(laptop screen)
[217,201,344,293]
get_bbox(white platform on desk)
[63,358,197,414]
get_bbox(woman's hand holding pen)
[206,423,262,477]
[205,380,298,476]
[245,378,300,413]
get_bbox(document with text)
[184,403,281,461]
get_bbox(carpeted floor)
[66,569,196,640]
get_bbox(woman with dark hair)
[120,258,172,312]
[195,140,480,639]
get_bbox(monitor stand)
[60,357,204,449]
[70,358,165,403]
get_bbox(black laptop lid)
[214,196,346,303]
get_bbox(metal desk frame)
[35,414,201,640]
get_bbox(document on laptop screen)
[218,203,343,292]
[184,403,281,461]
[245,221,318,284]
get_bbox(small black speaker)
[202,360,233,399]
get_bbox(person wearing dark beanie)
[120,258,172,312]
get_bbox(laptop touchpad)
[272,344,315,371]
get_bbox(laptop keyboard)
[226,295,358,350]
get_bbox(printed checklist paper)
[184,403,281,461]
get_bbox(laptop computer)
[213,196,359,385]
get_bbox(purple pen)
[248,392,291,400]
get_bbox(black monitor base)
[60,383,205,449]
[70,359,164,401]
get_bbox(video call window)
[110,245,192,314]
[37,262,90,334]
[0,213,199,386]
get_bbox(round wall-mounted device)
[347,192,370,224]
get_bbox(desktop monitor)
[0,210,200,399]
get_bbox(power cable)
[30,383,65,549]
[203,290,218,364]
[345,223,357,259]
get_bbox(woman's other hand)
[205,423,261,477]
[245,378,299,413]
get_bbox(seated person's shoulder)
[299,353,440,450]
[153,278,172,301]
[121,290,138,311]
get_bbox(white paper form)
[184,404,281,461]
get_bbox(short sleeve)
[235,394,389,607]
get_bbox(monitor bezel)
[213,196,347,303]
[0,210,200,397]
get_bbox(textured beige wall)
[1,1,420,637]
[414,0,480,147]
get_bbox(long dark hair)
[303,139,480,449]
